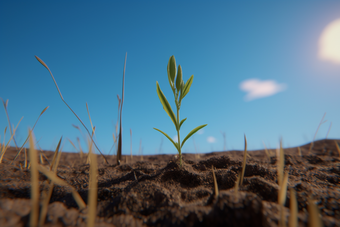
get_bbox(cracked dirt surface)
[0,139,339,227]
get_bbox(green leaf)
[179,80,185,104]
[167,64,173,89]
[181,124,207,148]
[181,75,193,100]
[167,56,176,86]
[179,118,187,129]
[156,82,178,128]
[176,65,183,93]
[154,128,179,152]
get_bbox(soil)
[0,139,339,227]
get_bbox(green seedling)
[154,55,207,167]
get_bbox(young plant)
[154,55,207,167]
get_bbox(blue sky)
[1,1,340,156]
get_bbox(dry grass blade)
[234,171,241,198]
[35,56,63,99]
[309,112,327,154]
[91,126,96,137]
[325,122,332,139]
[35,55,108,164]
[277,139,288,227]
[308,197,324,227]
[86,102,97,142]
[39,179,54,226]
[37,164,86,209]
[211,165,219,197]
[40,153,44,164]
[297,147,302,156]
[53,138,63,172]
[72,124,87,143]
[279,172,288,206]
[39,139,63,226]
[0,117,23,163]
[38,165,68,185]
[68,138,79,153]
[109,121,119,156]
[289,188,298,227]
[277,139,284,190]
[11,106,49,163]
[117,95,121,120]
[240,134,247,186]
[262,141,270,162]
[335,140,340,157]
[116,52,127,165]
[108,133,116,155]
[0,127,7,158]
[28,129,39,227]
[41,152,50,166]
[50,137,62,171]
[77,137,84,159]
[85,126,97,162]
[88,140,98,227]
[1,97,19,148]
[46,144,83,209]
[68,138,84,160]
[24,148,27,168]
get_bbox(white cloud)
[207,136,216,143]
[172,136,178,142]
[240,79,287,101]
[197,129,204,135]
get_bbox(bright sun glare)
[319,18,340,64]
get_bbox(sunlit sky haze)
[0,1,340,156]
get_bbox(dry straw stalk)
[239,135,247,186]
[28,129,39,227]
[211,165,219,197]
[35,55,109,164]
[88,141,98,227]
